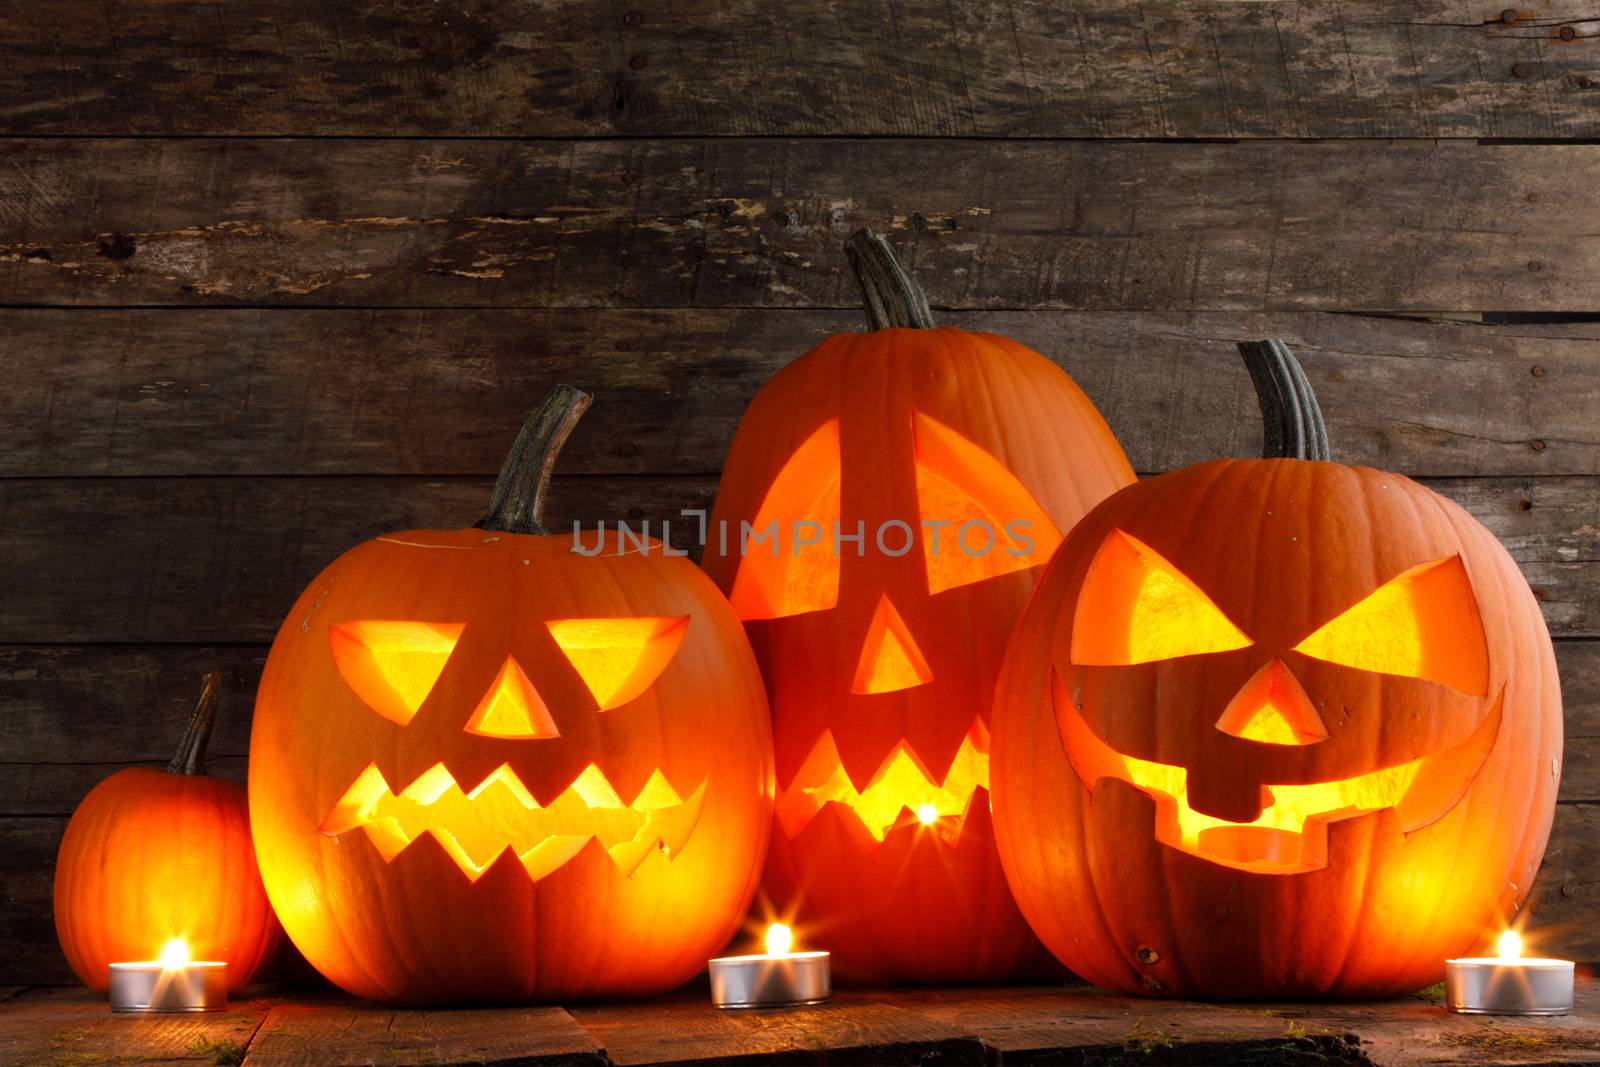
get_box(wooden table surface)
[1,980,1596,1066]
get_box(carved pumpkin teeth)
[1053,672,1503,874]
[776,720,990,843]
[320,762,707,882]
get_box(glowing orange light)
[917,803,939,825]
[728,419,842,620]
[465,657,558,738]
[1214,660,1328,746]
[1294,555,1488,695]
[546,616,689,710]
[319,762,706,882]
[1498,929,1523,960]
[1072,530,1251,666]
[911,411,1062,593]
[777,720,989,841]
[329,620,465,724]
[765,923,794,956]
[158,938,190,968]
[851,595,933,695]
[1054,673,1501,874]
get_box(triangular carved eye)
[1294,556,1488,695]
[1072,530,1252,666]
[330,620,466,725]
[912,412,1061,594]
[728,419,842,621]
[546,617,689,710]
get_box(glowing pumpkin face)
[704,232,1134,983]
[251,388,773,1004]
[992,344,1562,999]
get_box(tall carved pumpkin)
[251,387,774,1004]
[55,674,280,993]
[703,231,1134,982]
[993,341,1562,998]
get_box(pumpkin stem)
[167,672,223,776]
[479,384,593,536]
[845,228,935,331]
[1237,339,1331,461]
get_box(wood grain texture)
[243,1001,605,1066]
[2,308,1593,479]
[570,993,985,1065]
[2,140,1597,311]
[0,987,270,1066]
[879,983,1600,1066]
[3,2,1600,139]
[2,474,1594,644]
[6,985,1600,1066]
[1525,804,1600,977]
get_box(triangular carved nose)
[465,657,560,739]
[851,595,934,695]
[1215,659,1327,746]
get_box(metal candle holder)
[1445,957,1573,1016]
[709,949,831,1009]
[108,961,228,1013]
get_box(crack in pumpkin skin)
[320,762,707,882]
[1054,673,1504,874]
[776,719,990,845]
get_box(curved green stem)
[479,384,593,535]
[1237,339,1330,461]
[844,228,935,330]
[167,672,223,776]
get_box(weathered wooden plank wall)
[2,0,1597,986]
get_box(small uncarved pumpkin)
[54,674,280,993]
[704,231,1134,983]
[992,341,1562,998]
[251,386,774,1004]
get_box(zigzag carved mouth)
[320,763,707,882]
[1054,672,1503,874]
[776,719,989,845]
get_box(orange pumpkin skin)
[704,236,1133,982]
[55,766,279,993]
[993,455,1562,998]
[251,390,773,1004]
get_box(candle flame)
[1497,929,1522,960]
[917,803,939,825]
[158,938,190,968]
[765,922,793,957]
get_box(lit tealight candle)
[108,938,227,1013]
[709,923,831,1009]
[1445,929,1574,1016]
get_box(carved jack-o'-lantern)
[251,387,773,1004]
[993,342,1562,998]
[704,231,1134,982]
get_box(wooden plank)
[1556,642,1600,805]
[0,644,261,778]
[880,982,1600,1065]
[2,140,1597,312]
[3,308,1595,480]
[0,986,270,1065]
[241,1000,605,1066]
[0,475,713,644]
[3,2,1600,139]
[570,992,985,1065]
[2,474,1596,644]
[1525,803,1600,968]
[0,818,78,987]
